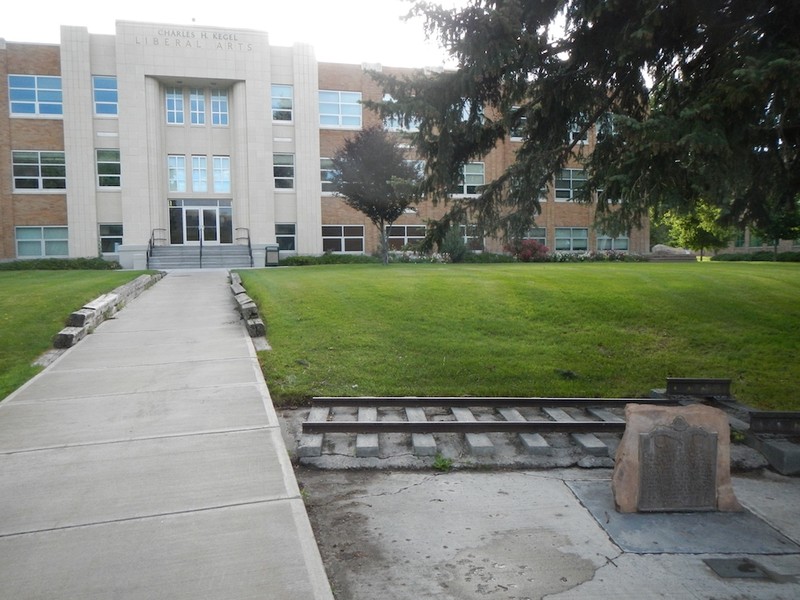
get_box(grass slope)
[239,263,800,410]
[0,271,145,400]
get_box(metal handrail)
[147,228,167,269]
[198,227,203,268]
[235,227,253,267]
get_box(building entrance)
[169,199,233,245]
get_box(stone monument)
[612,404,742,513]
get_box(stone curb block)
[246,318,266,337]
[53,272,164,349]
[228,274,267,338]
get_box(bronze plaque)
[638,417,717,512]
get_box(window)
[168,155,186,192]
[99,224,123,254]
[8,75,63,116]
[523,227,547,245]
[166,87,184,124]
[322,225,364,252]
[273,153,295,189]
[92,76,118,116]
[460,99,484,123]
[387,225,426,250]
[12,151,66,190]
[320,158,336,193]
[272,84,293,121]
[555,227,588,251]
[190,89,205,125]
[749,232,764,247]
[382,94,420,132]
[568,118,588,143]
[212,156,231,193]
[734,230,746,248]
[510,113,527,140]
[16,226,68,257]
[192,155,208,192]
[555,168,587,201]
[211,90,229,125]
[460,224,484,250]
[597,234,629,251]
[319,90,362,128]
[96,149,121,187]
[276,223,297,251]
[451,163,485,196]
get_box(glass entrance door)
[184,207,219,244]
[169,200,233,245]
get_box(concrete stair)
[148,245,253,269]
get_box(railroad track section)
[298,397,679,459]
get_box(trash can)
[265,244,280,267]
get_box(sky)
[2,0,466,68]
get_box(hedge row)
[711,251,800,262]
[0,257,122,271]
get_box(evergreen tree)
[372,0,800,240]
[331,127,422,264]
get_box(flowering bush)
[506,239,550,262]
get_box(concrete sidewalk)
[0,270,333,599]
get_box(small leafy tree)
[331,127,422,264]
[660,201,734,259]
[751,196,800,258]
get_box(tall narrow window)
[12,151,66,190]
[211,90,229,125]
[166,87,184,124]
[276,224,297,251]
[271,84,293,121]
[213,156,231,193]
[168,155,186,192]
[273,153,295,189]
[99,224,123,253]
[8,75,63,116]
[92,76,118,116]
[190,89,205,125]
[96,149,121,187]
[320,158,335,193]
[192,155,208,192]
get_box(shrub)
[462,252,516,263]
[506,239,550,262]
[0,257,121,271]
[280,253,381,266]
[439,227,468,263]
[711,251,800,262]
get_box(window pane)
[16,227,42,240]
[43,227,68,240]
[323,239,342,252]
[17,241,42,256]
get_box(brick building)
[1,21,649,268]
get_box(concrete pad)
[0,384,274,451]
[0,501,332,600]
[9,358,261,402]
[567,479,800,554]
[0,428,295,535]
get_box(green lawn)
[0,271,147,400]
[239,262,800,410]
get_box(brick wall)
[315,62,650,257]
[0,42,66,259]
